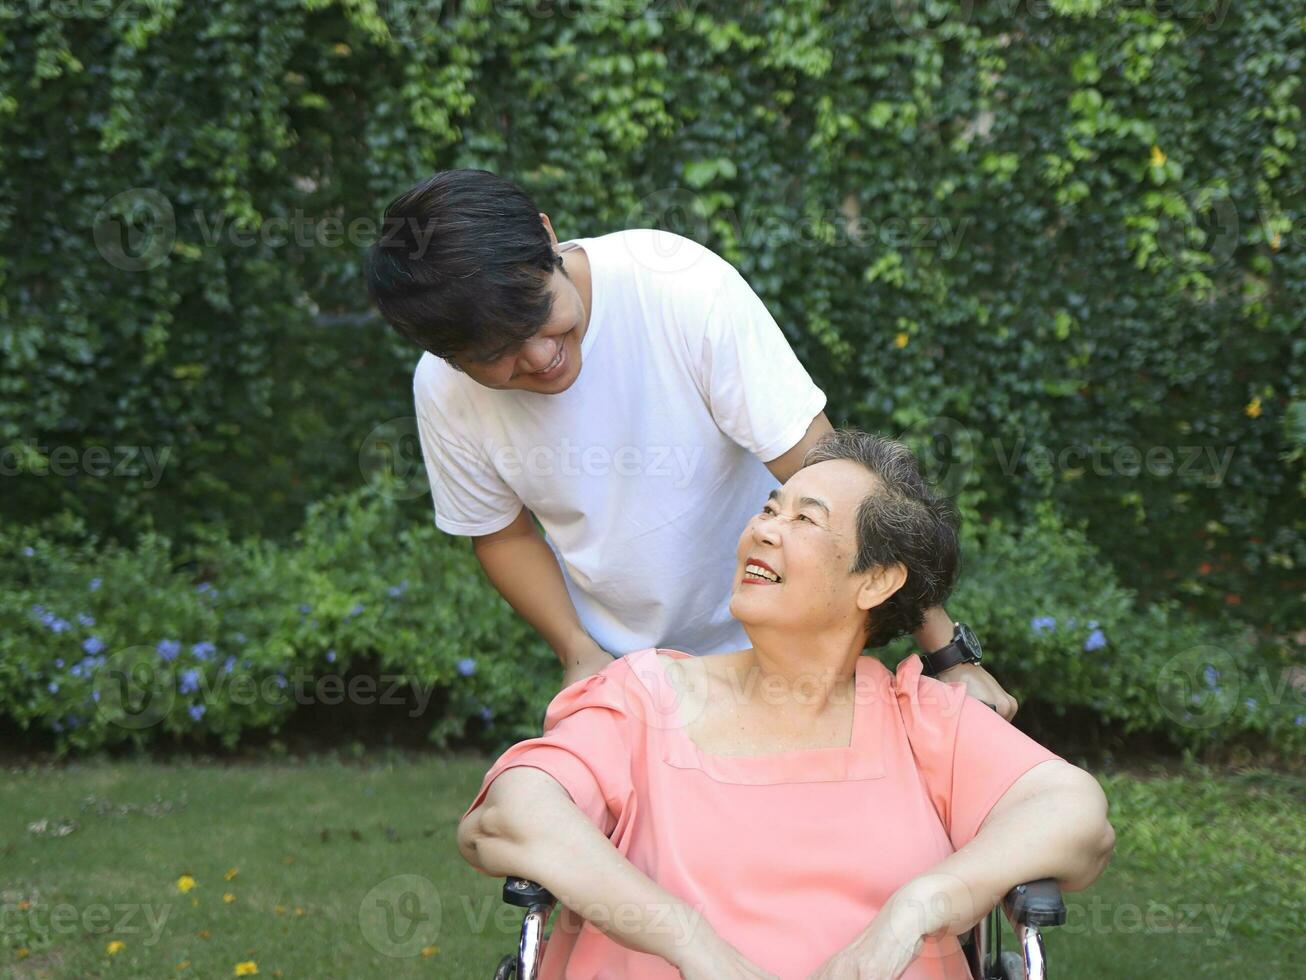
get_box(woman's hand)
[805,888,933,980]
[805,920,923,980]
[673,928,779,980]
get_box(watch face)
[957,623,982,660]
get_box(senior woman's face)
[728,459,880,632]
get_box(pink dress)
[463,648,1060,979]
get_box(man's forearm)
[912,604,954,653]
[459,767,713,969]
[471,508,606,670]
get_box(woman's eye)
[798,513,813,523]
[761,505,776,516]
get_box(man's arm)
[765,412,1017,719]
[472,508,610,687]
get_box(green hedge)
[4,487,1301,756]
[1,1,1302,712]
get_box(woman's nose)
[752,516,781,547]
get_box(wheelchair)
[493,875,1066,980]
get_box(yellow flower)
[274,905,287,916]
[106,940,126,955]
[1245,397,1262,418]
[223,893,236,904]
[191,898,200,908]
[894,332,909,349]
[293,907,304,917]
[178,961,191,971]
[16,948,30,959]
[420,945,439,957]
[1150,144,1167,168]
[332,42,351,56]
[17,900,30,911]
[198,929,211,940]
[1270,232,1282,251]
[224,868,239,881]
[234,961,259,977]
[177,874,197,893]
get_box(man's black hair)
[364,169,564,360]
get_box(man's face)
[447,264,588,394]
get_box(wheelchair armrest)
[503,877,555,909]
[1001,878,1066,928]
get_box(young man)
[366,169,1015,716]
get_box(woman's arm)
[458,766,775,978]
[809,760,1114,979]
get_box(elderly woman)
[458,430,1114,980]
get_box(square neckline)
[633,648,889,785]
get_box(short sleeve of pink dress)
[463,649,1061,980]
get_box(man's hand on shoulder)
[935,661,1018,721]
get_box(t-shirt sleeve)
[413,366,523,536]
[694,263,827,463]
[462,669,636,844]
[894,655,1062,850]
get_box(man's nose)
[517,336,557,372]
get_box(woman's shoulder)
[544,648,678,731]
[883,653,971,744]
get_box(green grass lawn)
[1,756,1301,979]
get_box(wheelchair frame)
[493,876,1067,980]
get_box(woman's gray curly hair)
[801,429,961,648]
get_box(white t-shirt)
[413,229,826,656]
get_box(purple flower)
[178,668,202,695]
[66,714,80,728]
[191,641,216,660]
[456,658,476,677]
[1030,615,1057,635]
[22,546,34,557]
[222,656,237,674]
[1204,666,1220,688]
[89,577,102,591]
[91,689,101,703]
[1244,698,1258,710]
[326,649,337,663]
[387,581,409,598]
[347,603,365,619]
[298,603,312,616]
[1295,715,1305,727]
[479,705,493,722]
[1083,629,1107,652]
[77,613,95,627]
[233,632,247,645]
[55,658,65,669]
[47,681,59,694]
[157,639,181,662]
[273,675,288,689]
[188,704,206,721]
[195,583,217,596]
[82,636,106,656]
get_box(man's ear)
[856,562,907,613]
[540,212,559,245]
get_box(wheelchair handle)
[503,877,555,909]
[1002,878,1067,928]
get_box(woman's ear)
[856,562,907,612]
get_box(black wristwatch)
[920,622,983,677]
